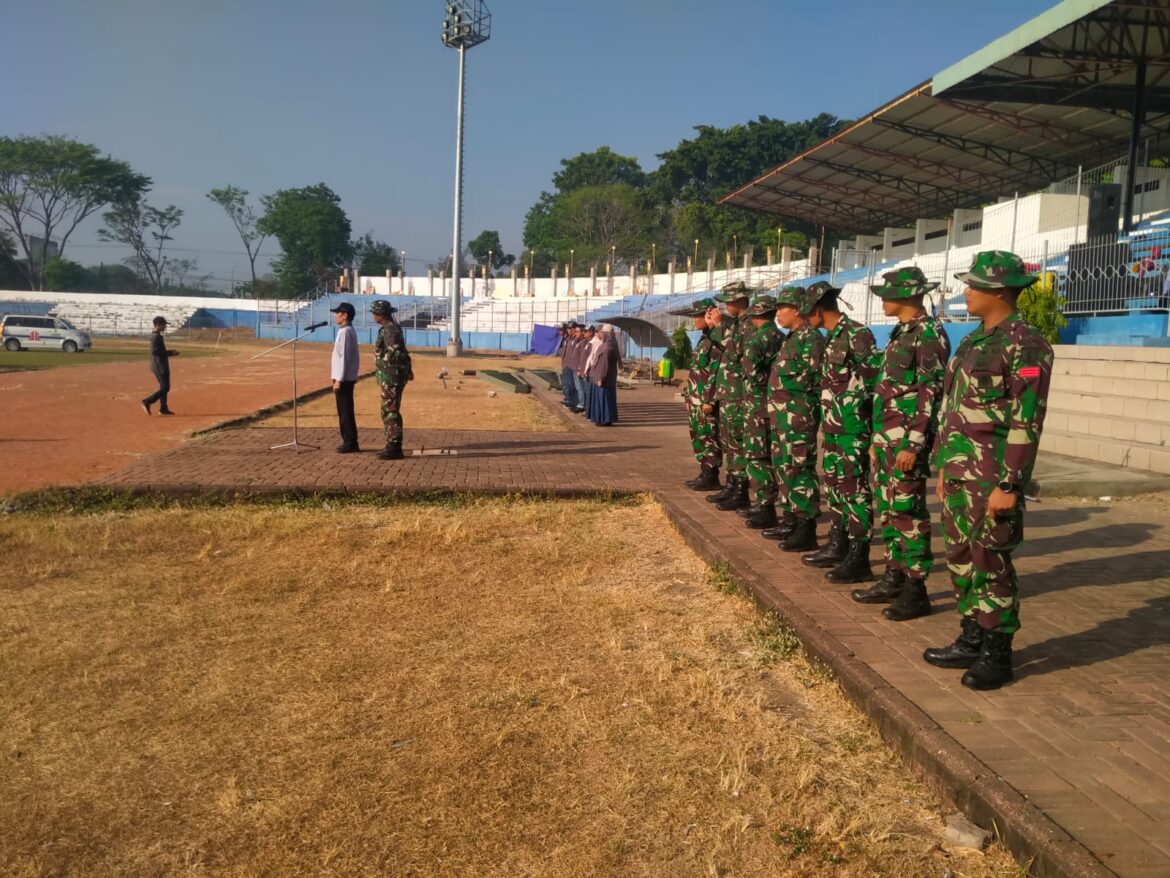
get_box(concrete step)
[1052,357,1170,383]
[1048,388,1170,420]
[1040,428,1170,474]
[1045,409,1170,447]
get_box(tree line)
[520,114,851,277]
[2,115,851,299]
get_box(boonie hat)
[955,250,1038,291]
[370,300,397,316]
[744,294,779,317]
[869,266,939,300]
[774,286,809,313]
[716,280,752,304]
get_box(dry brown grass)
[261,352,568,433]
[0,498,1020,877]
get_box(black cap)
[329,302,355,319]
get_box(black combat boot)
[781,516,818,552]
[850,567,904,603]
[924,616,984,669]
[706,477,737,504]
[761,512,797,541]
[377,441,405,461]
[684,468,704,488]
[716,479,750,512]
[690,466,722,492]
[882,576,930,621]
[826,540,874,584]
[744,504,778,529]
[961,631,1014,690]
[802,522,846,567]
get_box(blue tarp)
[529,323,562,356]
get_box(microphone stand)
[251,318,328,452]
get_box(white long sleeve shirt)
[331,324,359,382]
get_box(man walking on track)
[141,316,178,416]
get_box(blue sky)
[7,0,1056,289]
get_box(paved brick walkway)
[97,380,1170,878]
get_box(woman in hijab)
[586,325,621,426]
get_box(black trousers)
[145,372,170,411]
[335,380,358,448]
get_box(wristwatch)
[997,481,1019,493]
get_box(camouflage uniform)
[712,288,751,481]
[820,313,881,540]
[935,257,1053,636]
[677,298,724,471]
[769,291,825,519]
[373,302,413,451]
[741,297,783,507]
[870,271,951,582]
[691,324,724,468]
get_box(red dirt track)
[0,342,334,493]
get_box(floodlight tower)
[441,0,491,357]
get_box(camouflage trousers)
[688,400,722,469]
[719,398,747,479]
[379,379,406,445]
[770,401,820,518]
[941,479,1024,633]
[743,400,775,505]
[873,444,933,579]
[822,432,873,540]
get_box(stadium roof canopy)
[721,0,1170,233]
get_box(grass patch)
[0,336,224,372]
[1,497,1021,877]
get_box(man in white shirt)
[330,302,361,453]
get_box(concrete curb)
[655,492,1116,878]
[190,370,375,437]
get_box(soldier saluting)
[371,300,413,460]
[924,251,1053,690]
[852,267,950,621]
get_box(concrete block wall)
[1041,345,1170,475]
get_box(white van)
[1,314,92,353]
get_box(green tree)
[550,184,655,268]
[257,183,353,298]
[99,199,183,294]
[43,257,90,292]
[553,146,647,192]
[207,185,268,295]
[468,229,514,271]
[667,322,693,370]
[0,135,150,289]
[0,230,25,289]
[353,233,401,277]
[1017,273,1068,344]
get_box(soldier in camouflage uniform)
[739,293,784,529]
[851,267,950,622]
[371,300,414,460]
[767,286,825,551]
[706,282,754,511]
[675,297,723,491]
[804,281,882,582]
[925,251,1053,690]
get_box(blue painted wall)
[1061,312,1169,345]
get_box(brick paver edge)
[656,493,1116,878]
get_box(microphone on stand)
[304,321,328,331]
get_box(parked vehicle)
[1,314,92,353]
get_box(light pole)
[693,238,699,266]
[400,250,406,293]
[441,0,491,357]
